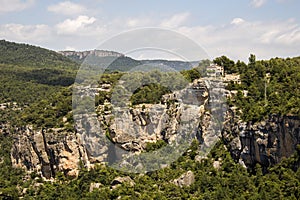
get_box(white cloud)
[160,12,190,28]
[177,18,300,61]
[126,18,153,28]
[56,15,97,35]
[251,0,267,8]
[276,27,300,45]
[259,30,281,43]
[48,1,87,16]
[0,0,35,13]
[0,24,51,43]
[231,18,245,25]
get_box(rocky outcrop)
[213,159,222,170]
[9,75,300,178]
[103,79,209,152]
[10,126,89,179]
[73,79,213,172]
[222,111,300,172]
[58,50,123,60]
[111,176,135,189]
[7,78,212,178]
[172,170,195,187]
[89,182,103,192]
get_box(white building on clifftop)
[206,64,224,77]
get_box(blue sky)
[0,0,300,61]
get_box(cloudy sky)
[0,0,300,61]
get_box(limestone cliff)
[10,127,89,179]
[222,110,300,172]
[58,50,124,60]
[73,79,214,172]
[8,79,212,178]
[6,77,300,178]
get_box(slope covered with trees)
[0,40,78,106]
[0,40,78,69]
[221,54,300,122]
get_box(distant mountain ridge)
[141,59,199,71]
[59,50,199,71]
[0,39,199,72]
[58,50,124,61]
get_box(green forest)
[0,40,300,199]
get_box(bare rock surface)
[172,170,195,187]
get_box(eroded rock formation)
[172,170,195,187]
[222,110,300,172]
[58,50,123,60]
[10,127,88,179]
[6,77,299,178]
[8,79,211,178]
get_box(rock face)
[7,78,211,178]
[58,50,123,60]
[222,111,300,172]
[74,79,212,172]
[103,79,209,152]
[172,170,195,187]
[89,182,102,192]
[7,75,299,178]
[10,127,89,178]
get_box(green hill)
[0,40,78,69]
[0,40,78,106]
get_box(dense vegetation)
[95,68,201,106]
[0,40,77,106]
[217,54,300,122]
[130,83,171,105]
[0,40,77,69]
[0,40,300,199]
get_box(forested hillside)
[219,54,300,122]
[0,40,78,105]
[0,40,78,69]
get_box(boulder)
[172,170,195,187]
[111,176,135,189]
[89,182,102,192]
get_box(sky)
[0,0,300,61]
